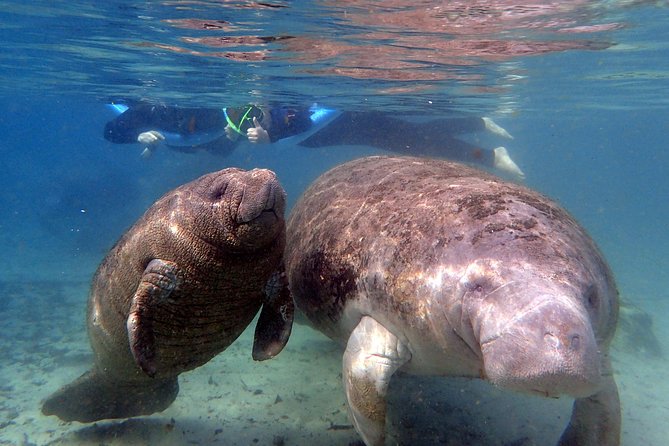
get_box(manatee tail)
[41,369,179,422]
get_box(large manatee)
[285,156,619,445]
[43,167,293,422]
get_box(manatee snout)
[210,168,286,250]
[199,167,286,250]
[480,299,601,398]
[227,168,286,224]
[208,168,285,222]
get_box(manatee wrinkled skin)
[43,167,293,422]
[285,156,620,446]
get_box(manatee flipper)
[127,259,183,377]
[558,356,621,446]
[342,316,412,446]
[41,369,179,422]
[252,266,294,360]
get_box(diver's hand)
[247,117,270,144]
[137,130,165,145]
[137,130,165,159]
[225,124,239,141]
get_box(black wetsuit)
[301,111,495,167]
[104,104,313,154]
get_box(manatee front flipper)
[127,259,183,377]
[343,316,412,446]
[558,356,621,446]
[252,267,294,360]
[41,369,178,422]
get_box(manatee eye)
[457,259,505,301]
[460,276,499,303]
[464,274,499,296]
[210,182,228,201]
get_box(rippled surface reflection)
[0,1,664,112]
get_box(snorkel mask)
[223,105,264,135]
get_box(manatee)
[42,167,293,422]
[285,156,620,446]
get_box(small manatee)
[42,167,293,422]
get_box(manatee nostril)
[544,332,559,348]
[544,332,581,350]
[570,334,581,351]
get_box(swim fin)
[106,103,129,116]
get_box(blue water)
[1,1,668,445]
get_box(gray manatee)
[43,167,293,422]
[285,156,620,445]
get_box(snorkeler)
[104,103,524,180]
[104,103,315,158]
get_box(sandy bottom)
[0,279,667,446]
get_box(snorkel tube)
[223,105,264,135]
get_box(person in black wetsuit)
[103,103,313,158]
[104,103,524,179]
